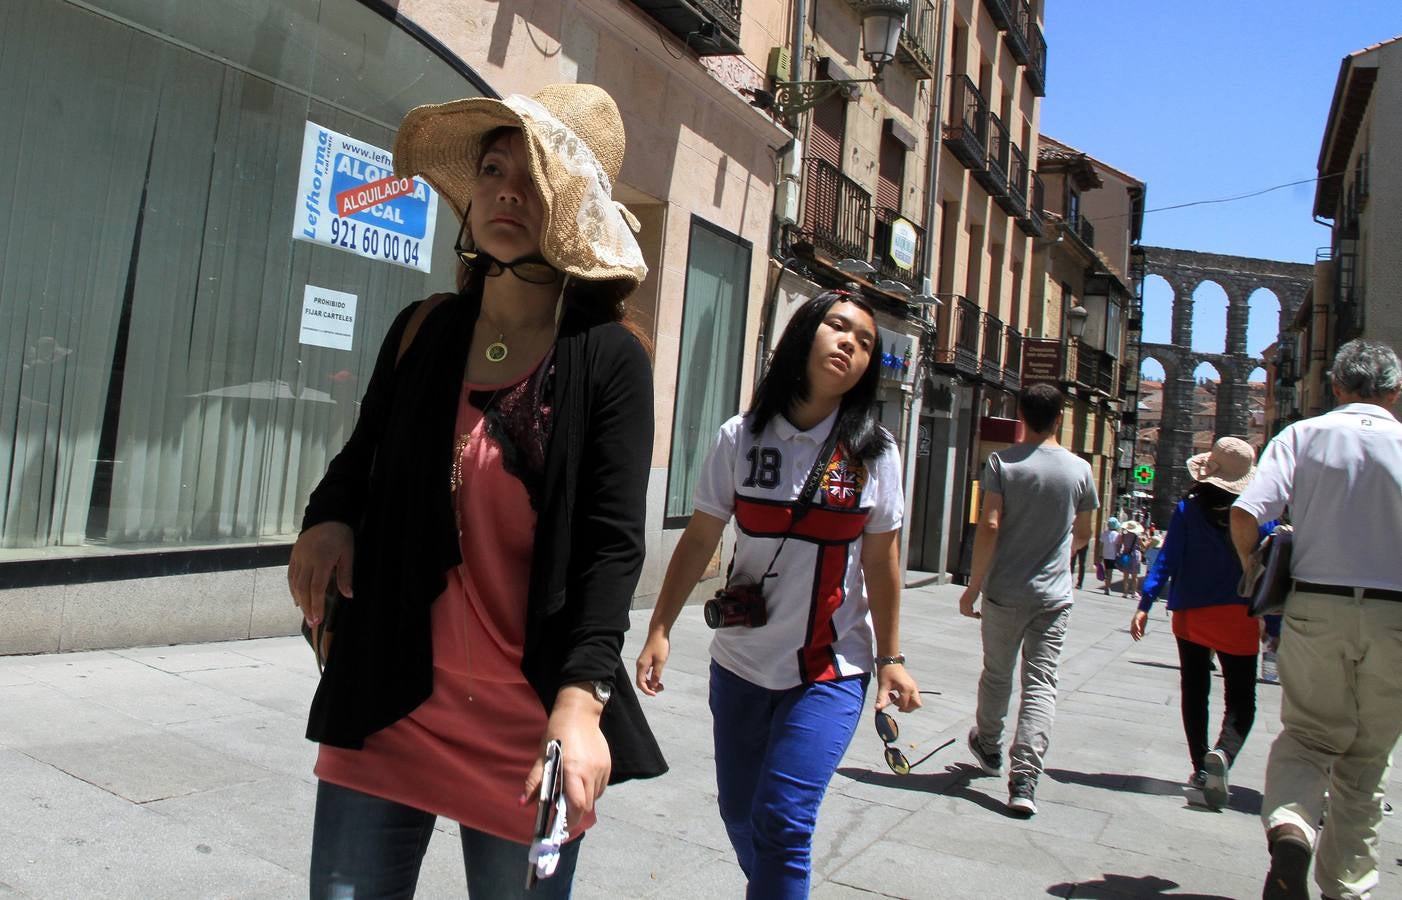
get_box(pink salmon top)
[316,353,594,842]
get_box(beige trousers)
[1262,589,1402,900]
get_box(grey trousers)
[975,594,1073,781]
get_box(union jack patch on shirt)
[821,454,868,509]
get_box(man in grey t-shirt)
[959,384,1098,816]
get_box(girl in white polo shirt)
[635,290,920,899]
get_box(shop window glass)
[664,219,751,524]
[0,0,475,559]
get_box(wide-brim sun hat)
[1186,436,1257,494]
[392,83,647,297]
[1121,520,1145,536]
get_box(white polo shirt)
[693,411,903,690]
[1235,403,1402,591]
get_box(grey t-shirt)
[982,442,1099,603]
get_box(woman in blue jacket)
[1129,438,1275,812]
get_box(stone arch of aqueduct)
[1137,246,1312,526]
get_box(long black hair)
[1187,481,1237,531]
[748,290,891,460]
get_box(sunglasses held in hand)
[875,691,953,776]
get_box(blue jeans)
[309,780,581,899]
[709,660,868,899]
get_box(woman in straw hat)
[636,290,921,898]
[1117,519,1146,599]
[1129,437,1277,811]
[288,84,666,897]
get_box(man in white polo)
[1231,339,1402,900]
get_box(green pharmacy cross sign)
[1134,464,1155,485]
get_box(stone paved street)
[1,580,1397,898]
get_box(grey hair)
[1328,339,1402,398]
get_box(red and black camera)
[703,579,767,629]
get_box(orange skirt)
[1172,603,1259,656]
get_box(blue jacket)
[1138,498,1276,613]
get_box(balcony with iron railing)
[1023,10,1046,96]
[1335,251,1363,341]
[979,113,1011,198]
[800,157,872,263]
[997,143,1029,217]
[944,74,989,174]
[1068,211,1095,248]
[983,0,1017,32]
[1003,327,1022,390]
[1003,0,1032,66]
[1095,353,1116,395]
[1017,170,1045,236]
[896,0,937,78]
[872,207,925,288]
[933,295,982,376]
[1073,348,1117,395]
[981,313,1005,383]
[628,0,742,54]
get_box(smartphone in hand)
[526,740,567,889]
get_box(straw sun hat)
[1121,520,1145,536]
[392,83,647,295]
[1186,437,1257,494]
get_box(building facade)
[1277,34,1402,424]
[1023,138,1143,532]
[902,0,1048,579]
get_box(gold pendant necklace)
[485,335,508,363]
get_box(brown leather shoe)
[1262,823,1311,900]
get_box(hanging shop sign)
[1020,338,1063,386]
[888,217,918,270]
[292,122,438,273]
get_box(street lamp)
[1067,303,1089,340]
[749,0,911,121]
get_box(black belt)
[1295,581,1402,602]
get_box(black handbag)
[1239,524,1293,618]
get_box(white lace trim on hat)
[503,95,647,277]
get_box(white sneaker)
[1203,749,1229,811]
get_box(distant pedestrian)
[1118,520,1145,599]
[1071,542,1089,589]
[1144,529,1165,572]
[960,384,1098,816]
[1231,340,1402,900]
[1130,437,1274,811]
[636,290,919,898]
[1099,518,1121,594]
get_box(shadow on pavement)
[836,763,1024,817]
[1127,660,1182,672]
[1045,768,1263,815]
[1046,873,1237,899]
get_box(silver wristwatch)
[589,679,612,705]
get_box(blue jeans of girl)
[709,660,868,899]
[309,780,581,899]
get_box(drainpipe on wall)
[899,0,951,581]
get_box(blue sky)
[1039,2,1399,381]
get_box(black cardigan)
[301,288,667,783]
